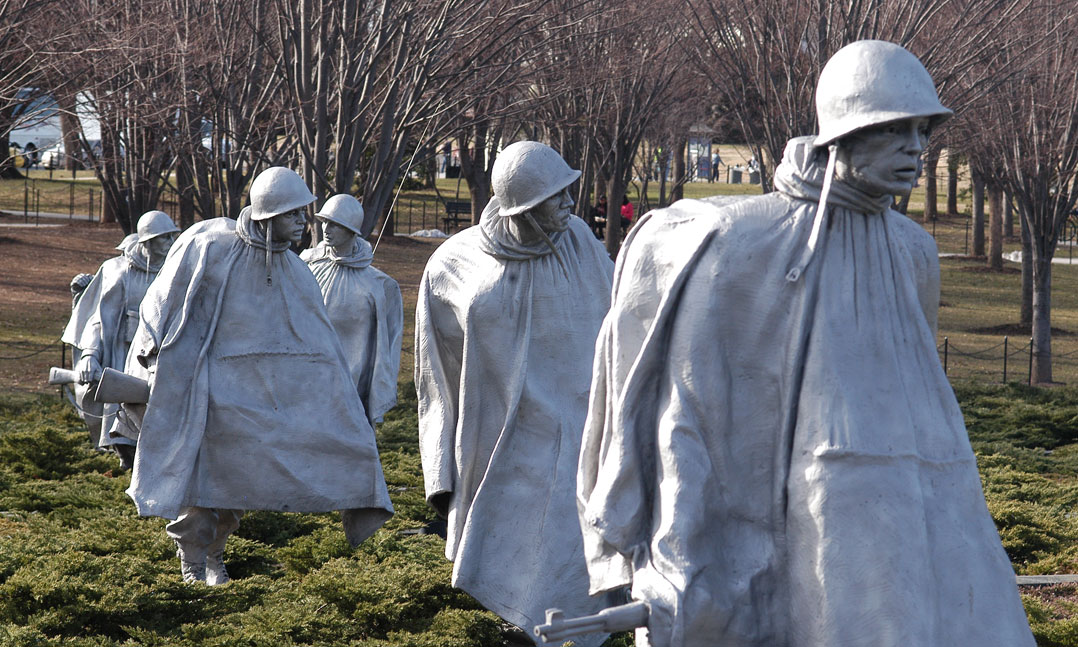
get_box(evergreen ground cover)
[1,380,1076,645]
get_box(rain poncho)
[301,238,402,424]
[577,137,1034,647]
[416,203,617,643]
[125,209,393,545]
[62,235,160,448]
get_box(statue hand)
[77,354,102,384]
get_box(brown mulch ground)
[0,212,443,394]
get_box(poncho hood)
[477,196,568,260]
[234,205,291,252]
[120,235,161,273]
[773,136,894,216]
[302,238,374,269]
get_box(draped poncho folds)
[578,137,1034,647]
[416,202,617,642]
[300,239,403,424]
[125,210,393,546]
[62,235,161,448]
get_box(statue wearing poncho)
[62,211,178,458]
[416,141,618,644]
[301,195,403,424]
[576,42,1033,647]
[126,169,393,584]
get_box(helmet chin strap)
[522,211,568,275]
[786,142,838,283]
[265,220,273,285]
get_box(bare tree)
[530,0,685,255]
[273,0,557,238]
[168,0,293,224]
[977,6,1078,383]
[684,0,1035,192]
[0,0,58,179]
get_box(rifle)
[533,600,649,644]
[94,367,149,404]
[47,366,79,385]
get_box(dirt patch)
[1021,583,1078,620]
[959,265,1021,275]
[969,323,1076,337]
[0,215,443,394]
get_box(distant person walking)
[620,195,634,230]
[710,152,722,182]
[591,194,608,238]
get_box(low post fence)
[933,335,1078,385]
[4,180,99,221]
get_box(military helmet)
[491,141,580,217]
[135,210,180,243]
[815,40,952,146]
[249,167,316,221]
[315,194,365,235]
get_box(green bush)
[10,382,1078,645]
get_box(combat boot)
[206,549,229,586]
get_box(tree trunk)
[971,172,985,256]
[987,184,1003,270]
[896,192,911,215]
[458,126,490,226]
[57,94,82,172]
[0,109,22,179]
[1020,214,1033,327]
[947,153,959,215]
[1031,256,1053,383]
[605,167,626,258]
[175,158,196,229]
[923,148,940,222]
[672,138,686,202]
[424,150,435,189]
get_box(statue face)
[836,117,930,197]
[529,187,574,233]
[323,220,356,249]
[144,232,176,264]
[271,208,307,243]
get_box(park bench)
[442,199,472,233]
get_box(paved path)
[0,209,95,223]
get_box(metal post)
[88,189,93,222]
[422,200,426,231]
[1003,336,1008,383]
[23,176,28,222]
[943,337,949,374]
[1028,337,1034,386]
[69,181,75,216]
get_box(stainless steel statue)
[416,141,617,644]
[301,194,402,425]
[60,211,178,469]
[123,167,393,585]
[572,41,1035,647]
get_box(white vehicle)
[40,143,64,169]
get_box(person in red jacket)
[620,195,634,230]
